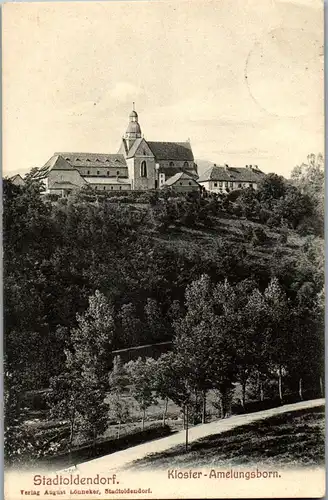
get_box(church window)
[97,170,100,175]
[219,181,223,187]
[170,162,175,167]
[119,186,122,190]
[96,158,100,162]
[225,181,229,187]
[87,170,90,175]
[107,171,110,176]
[230,182,233,188]
[106,159,110,162]
[76,158,80,162]
[214,182,218,187]
[189,182,192,186]
[249,183,253,188]
[117,171,120,176]
[95,186,98,190]
[238,183,242,188]
[184,161,189,168]
[65,158,70,161]
[103,186,106,190]
[86,159,91,162]
[180,182,183,185]
[140,161,147,178]
[111,186,113,190]
[143,149,146,155]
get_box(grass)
[128,406,325,470]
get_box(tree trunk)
[319,376,323,397]
[185,404,189,452]
[202,391,206,424]
[182,405,186,430]
[69,410,75,465]
[241,380,247,410]
[162,397,168,427]
[298,377,303,401]
[278,366,283,404]
[260,380,264,402]
[193,392,198,425]
[92,428,97,456]
[142,408,146,431]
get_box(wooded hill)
[4,154,324,462]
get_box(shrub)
[251,227,267,246]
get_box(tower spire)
[132,101,135,111]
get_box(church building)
[38,105,200,197]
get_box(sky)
[2,0,324,177]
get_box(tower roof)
[125,104,142,139]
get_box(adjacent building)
[198,164,266,194]
[9,174,25,187]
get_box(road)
[67,398,324,475]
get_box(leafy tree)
[108,356,130,438]
[49,290,114,452]
[125,357,158,431]
[258,173,286,207]
[263,278,291,403]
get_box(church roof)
[198,165,266,183]
[147,141,194,161]
[55,153,127,169]
[126,138,144,158]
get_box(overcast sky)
[3,0,323,177]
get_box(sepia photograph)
[2,0,325,498]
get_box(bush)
[251,227,267,246]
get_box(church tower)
[125,103,142,150]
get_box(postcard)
[3,0,325,498]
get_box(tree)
[118,303,143,348]
[263,278,291,403]
[126,357,158,431]
[144,298,165,342]
[48,290,114,454]
[108,356,130,438]
[258,173,286,207]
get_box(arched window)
[140,161,147,178]
[184,161,189,168]
[169,161,175,167]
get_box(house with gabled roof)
[161,171,201,193]
[198,163,266,194]
[9,174,25,187]
[32,105,199,197]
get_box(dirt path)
[70,398,325,475]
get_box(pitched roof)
[147,141,194,161]
[10,174,25,184]
[163,171,199,186]
[44,155,75,171]
[198,165,266,183]
[55,152,127,169]
[159,166,198,179]
[126,138,145,159]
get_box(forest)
[4,154,324,463]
